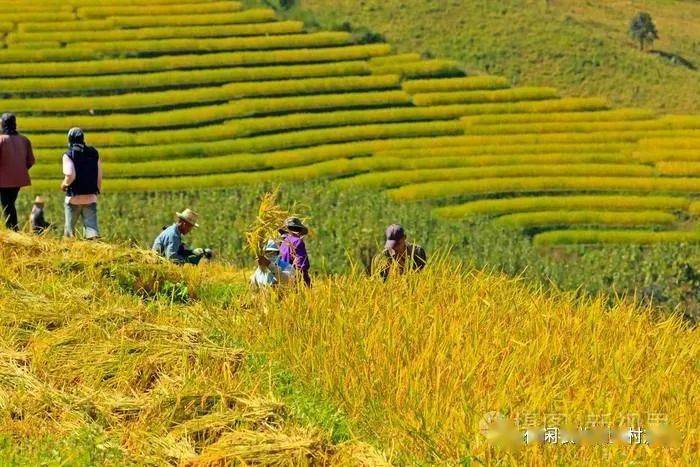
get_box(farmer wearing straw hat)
[279,216,312,287]
[0,113,35,231]
[251,239,295,290]
[152,208,213,265]
[29,195,51,234]
[61,127,101,239]
[376,224,427,280]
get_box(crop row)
[9,21,305,43]
[6,41,61,49]
[33,120,465,163]
[0,61,371,95]
[66,32,354,55]
[374,142,632,159]
[28,103,482,147]
[7,75,401,114]
[29,158,382,192]
[0,3,72,13]
[76,1,242,18]
[29,154,637,180]
[0,43,392,78]
[20,90,412,132]
[495,210,677,229]
[464,116,700,135]
[332,164,654,189]
[386,176,700,201]
[638,137,700,150]
[25,104,640,149]
[368,54,422,66]
[3,0,226,7]
[373,152,632,168]
[0,48,99,64]
[362,129,700,149]
[433,195,689,219]
[109,9,277,29]
[412,87,558,106]
[1,12,74,24]
[402,76,510,94]
[655,162,700,176]
[462,108,656,125]
[533,229,700,245]
[633,150,700,162]
[18,19,115,32]
[368,59,462,79]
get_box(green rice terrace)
[3,0,700,245]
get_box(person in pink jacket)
[0,113,35,231]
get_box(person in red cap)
[377,224,427,280]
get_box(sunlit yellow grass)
[240,261,700,464]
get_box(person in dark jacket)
[279,217,312,287]
[61,127,102,239]
[376,224,427,280]
[0,113,35,231]
[29,195,51,234]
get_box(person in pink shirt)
[60,127,102,239]
[0,113,35,231]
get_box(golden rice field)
[3,0,700,246]
[1,232,698,464]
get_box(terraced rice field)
[5,0,700,245]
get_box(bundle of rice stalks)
[185,428,333,466]
[245,188,296,257]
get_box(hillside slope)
[1,232,698,464]
[5,0,700,246]
[293,0,700,114]
[0,231,386,465]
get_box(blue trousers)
[64,202,100,239]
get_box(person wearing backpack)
[60,127,102,239]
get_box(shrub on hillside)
[629,12,658,51]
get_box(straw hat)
[279,216,308,235]
[34,196,46,204]
[176,208,199,227]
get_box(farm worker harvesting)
[377,224,427,280]
[61,127,102,239]
[0,113,35,231]
[29,196,51,234]
[279,217,312,287]
[152,208,212,265]
[251,239,295,290]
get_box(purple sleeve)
[294,239,310,271]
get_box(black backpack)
[66,145,100,196]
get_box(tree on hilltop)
[629,12,659,51]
